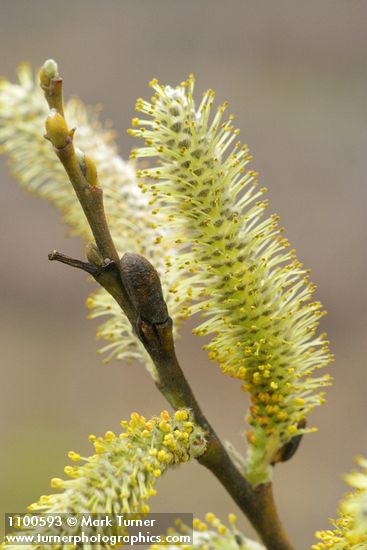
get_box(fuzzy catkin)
[130,75,333,485]
[313,456,367,549]
[2,410,206,550]
[151,513,265,550]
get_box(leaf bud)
[45,109,69,149]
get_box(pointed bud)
[75,147,86,170]
[84,155,98,186]
[85,242,104,267]
[45,109,69,148]
[39,59,59,87]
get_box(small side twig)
[48,250,100,276]
[48,250,136,326]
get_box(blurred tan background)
[1,1,367,548]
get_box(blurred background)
[1,1,367,548]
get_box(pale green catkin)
[2,410,206,550]
[313,456,367,549]
[130,75,333,485]
[151,513,265,550]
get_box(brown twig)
[49,248,294,550]
[118,253,294,550]
[42,61,295,550]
